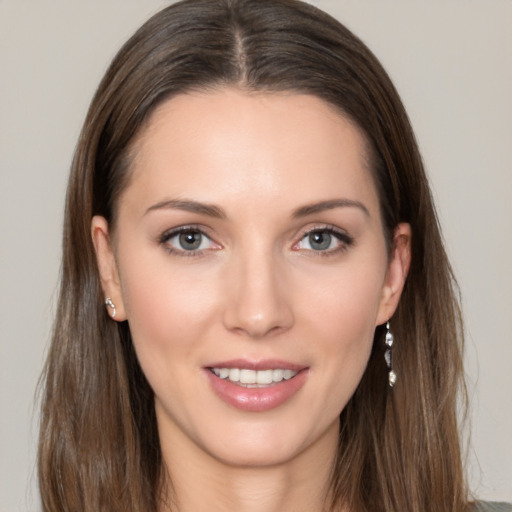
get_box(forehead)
[122,88,379,218]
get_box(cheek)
[116,249,221,368]
[301,259,386,336]
[297,258,386,385]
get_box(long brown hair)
[38,1,468,510]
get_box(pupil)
[309,231,331,250]
[179,231,201,250]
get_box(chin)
[200,417,337,469]
[208,440,302,468]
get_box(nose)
[222,249,294,339]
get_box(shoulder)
[470,502,512,512]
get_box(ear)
[91,216,127,321]
[375,223,411,326]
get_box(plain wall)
[0,1,511,510]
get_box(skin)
[92,88,411,512]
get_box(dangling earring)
[384,321,396,387]
[105,297,116,319]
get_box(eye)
[160,227,218,255]
[295,227,352,254]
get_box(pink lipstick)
[204,359,309,412]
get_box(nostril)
[223,304,294,339]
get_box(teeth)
[284,369,295,380]
[228,368,240,382]
[240,369,256,384]
[212,367,298,385]
[273,369,284,381]
[257,369,273,384]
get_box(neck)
[157,419,341,512]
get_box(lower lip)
[205,369,309,412]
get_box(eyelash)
[158,224,354,258]
[294,225,354,256]
[159,225,217,258]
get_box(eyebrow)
[144,197,369,220]
[144,198,226,219]
[292,199,370,218]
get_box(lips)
[204,359,309,412]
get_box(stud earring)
[384,321,396,387]
[105,297,116,319]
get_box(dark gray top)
[472,502,512,512]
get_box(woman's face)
[93,89,409,468]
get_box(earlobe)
[376,223,411,325]
[91,216,127,321]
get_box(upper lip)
[205,358,307,372]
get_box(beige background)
[1,1,511,510]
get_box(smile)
[210,368,298,387]
[205,360,308,411]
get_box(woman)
[36,0,508,511]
